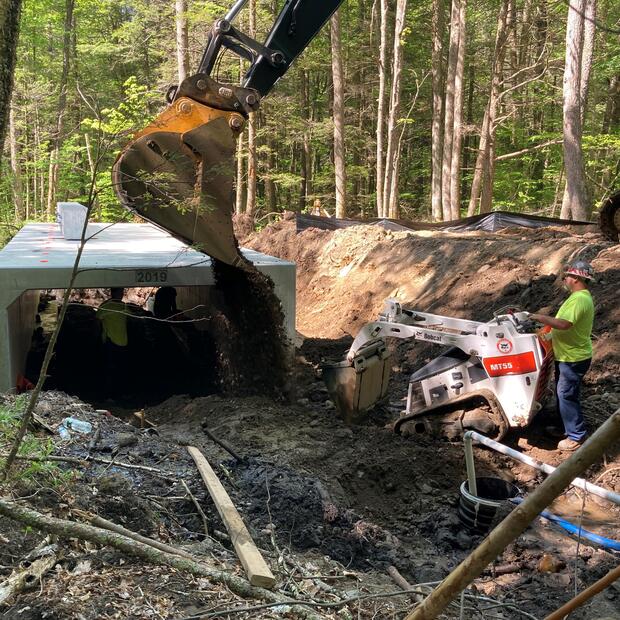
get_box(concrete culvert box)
[0,223,296,397]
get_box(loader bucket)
[112,98,246,268]
[321,340,391,423]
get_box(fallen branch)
[405,409,620,620]
[201,426,243,462]
[387,565,425,603]
[0,543,59,604]
[73,510,205,563]
[7,454,174,478]
[544,564,620,620]
[181,479,210,537]
[0,498,322,620]
[179,586,436,620]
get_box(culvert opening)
[25,287,219,404]
[23,271,289,407]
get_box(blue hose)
[510,497,620,552]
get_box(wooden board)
[186,446,276,589]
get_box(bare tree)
[245,0,257,215]
[579,0,596,126]
[376,0,389,218]
[331,9,347,218]
[175,0,190,83]
[300,69,312,211]
[467,0,510,216]
[441,0,461,220]
[383,0,408,219]
[8,101,23,219]
[235,54,245,215]
[560,0,590,220]
[602,74,619,133]
[430,0,445,221]
[46,0,75,217]
[449,0,466,220]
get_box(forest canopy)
[1,0,618,231]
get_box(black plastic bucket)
[458,477,521,534]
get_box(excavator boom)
[113,0,344,266]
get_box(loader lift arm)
[112,0,345,266]
[323,300,552,440]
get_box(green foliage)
[1,0,619,224]
[0,398,76,486]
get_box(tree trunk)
[175,0,190,83]
[376,0,389,218]
[441,0,460,220]
[602,75,620,133]
[560,0,590,220]
[0,0,22,162]
[579,0,596,127]
[449,0,466,220]
[430,0,445,221]
[331,9,347,218]
[467,0,509,215]
[235,132,245,215]
[383,0,407,220]
[245,0,257,215]
[264,139,277,215]
[300,69,312,211]
[8,101,23,219]
[46,0,75,218]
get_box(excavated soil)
[2,219,619,619]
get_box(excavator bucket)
[321,340,391,423]
[112,96,246,268]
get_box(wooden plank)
[186,446,275,589]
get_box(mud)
[3,222,620,619]
[210,259,289,397]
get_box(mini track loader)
[322,300,554,440]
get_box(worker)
[97,287,129,395]
[153,286,178,320]
[529,260,595,451]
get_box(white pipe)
[463,433,478,497]
[463,430,620,506]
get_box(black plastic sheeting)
[295,211,596,234]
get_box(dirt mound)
[245,217,618,381]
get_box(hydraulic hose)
[510,497,620,552]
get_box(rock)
[334,427,354,439]
[297,398,310,407]
[503,283,520,296]
[116,433,138,448]
[324,400,336,410]
[537,553,565,573]
[418,482,433,495]
[477,264,491,273]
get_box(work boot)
[557,437,585,451]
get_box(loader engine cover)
[321,340,391,423]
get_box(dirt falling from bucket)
[210,259,289,397]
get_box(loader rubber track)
[393,389,510,441]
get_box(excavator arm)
[112,0,344,266]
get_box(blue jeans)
[555,359,591,441]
